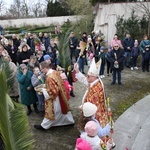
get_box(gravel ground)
[28,65,150,150]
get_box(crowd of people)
[0,30,150,150]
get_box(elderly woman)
[17,64,38,115]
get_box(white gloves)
[42,88,50,100]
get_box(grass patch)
[112,80,150,120]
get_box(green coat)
[17,69,37,106]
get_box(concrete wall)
[0,16,81,28]
[94,2,150,45]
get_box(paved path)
[112,95,150,150]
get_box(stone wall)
[0,16,81,28]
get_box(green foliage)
[57,27,75,72]
[89,0,139,6]
[2,62,14,91]
[115,10,149,40]
[65,0,92,16]
[0,72,35,150]
[139,15,149,38]
[46,1,74,17]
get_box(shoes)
[27,109,32,116]
[112,143,116,149]
[134,66,138,70]
[131,67,133,70]
[34,109,39,114]
[70,93,75,97]
[100,75,105,78]
[126,66,130,68]
[34,125,45,130]
[111,82,115,85]
[118,82,122,85]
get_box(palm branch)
[1,61,14,91]
[57,26,75,72]
[0,71,35,150]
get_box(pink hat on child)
[60,73,67,80]
[76,138,92,150]
[84,121,98,137]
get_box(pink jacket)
[111,39,122,47]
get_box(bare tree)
[32,0,45,17]
[14,0,21,18]
[21,0,31,17]
[132,2,150,36]
[7,4,18,18]
[0,0,4,15]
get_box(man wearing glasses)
[109,43,125,85]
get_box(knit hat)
[83,102,97,117]
[85,121,98,137]
[108,45,112,50]
[60,72,67,80]
[134,40,138,45]
[75,138,92,150]
[43,55,51,61]
[100,46,105,50]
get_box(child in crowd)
[27,55,39,72]
[78,102,111,137]
[106,46,112,76]
[36,51,44,63]
[60,72,73,100]
[75,138,92,150]
[43,54,56,70]
[78,102,115,149]
[99,46,106,78]
[130,40,140,71]
[76,121,114,150]
[31,66,45,117]
[87,51,94,68]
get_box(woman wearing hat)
[17,64,38,115]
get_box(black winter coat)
[17,50,33,65]
[109,48,125,70]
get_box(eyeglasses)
[114,46,119,48]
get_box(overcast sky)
[4,0,13,7]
